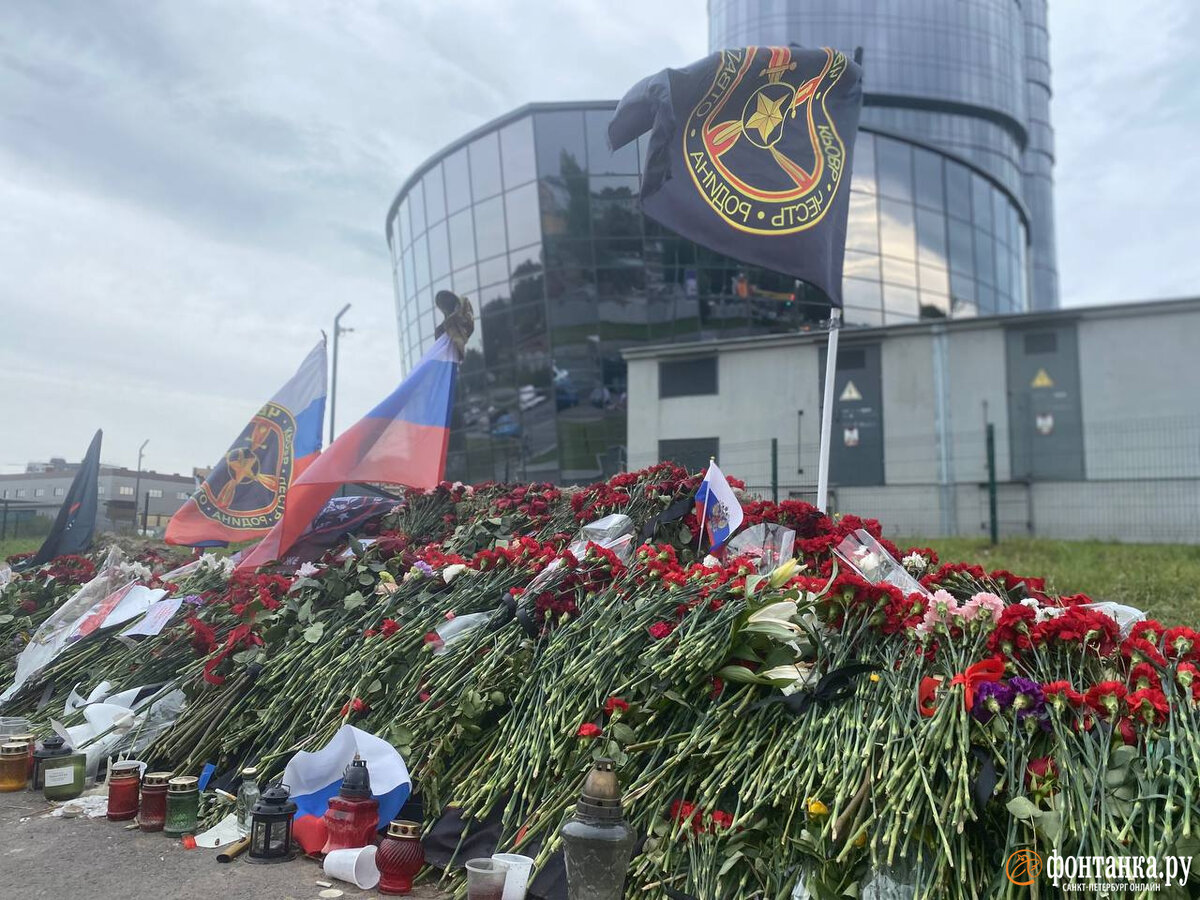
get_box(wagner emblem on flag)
[195,401,296,530]
[684,46,851,235]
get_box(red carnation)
[576,723,603,738]
[1130,662,1160,691]
[20,598,37,614]
[648,621,675,640]
[340,697,369,718]
[1127,688,1169,726]
[1043,680,1084,709]
[604,696,630,715]
[710,810,734,830]
[710,676,725,700]
[380,618,400,637]
[1164,626,1199,659]
[1084,681,1127,719]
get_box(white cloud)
[0,0,1194,475]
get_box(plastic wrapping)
[1079,601,1146,638]
[726,523,796,573]
[567,513,636,563]
[432,612,491,655]
[834,529,930,598]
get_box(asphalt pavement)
[0,789,447,899]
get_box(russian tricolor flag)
[282,725,411,854]
[166,340,327,547]
[695,461,744,552]
[237,334,457,570]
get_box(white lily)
[767,557,802,588]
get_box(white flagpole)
[816,309,841,512]
[696,457,713,554]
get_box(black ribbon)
[751,662,881,716]
[515,603,540,639]
[970,746,997,813]
[664,888,702,900]
[487,593,518,633]
[639,492,696,542]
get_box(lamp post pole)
[330,303,353,444]
[132,439,148,533]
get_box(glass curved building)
[709,0,1058,309]
[387,101,1032,483]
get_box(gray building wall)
[625,297,1200,543]
[0,467,195,534]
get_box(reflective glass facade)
[710,0,1057,309]
[387,102,1028,484]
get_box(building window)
[15,489,25,497]
[658,438,720,473]
[659,357,718,398]
[98,486,105,495]
[148,489,163,498]
[54,487,65,496]
[34,488,45,497]
[119,486,134,496]
[176,491,190,500]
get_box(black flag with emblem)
[27,429,102,567]
[609,46,863,307]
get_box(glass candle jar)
[32,735,71,791]
[106,762,141,821]
[42,751,87,801]
[164,776,200,836]
[377,820,425,895]
[9,734,35,781]
[139,771,173,832]
[0,742,28,792]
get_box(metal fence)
[630,415,1200,544]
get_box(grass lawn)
[922,537,1200,626]
[0,536,45,562]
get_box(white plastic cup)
[492,853,534,900]
[323,845,380,889]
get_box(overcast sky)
[1,1,1196,476]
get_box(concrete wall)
[625,298,1200,543]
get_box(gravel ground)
[0,789,448,899]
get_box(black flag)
[29,429,102,566]
[609,45,863,306]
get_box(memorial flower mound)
[2,465,1199,898]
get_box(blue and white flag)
[694,461,744,552]
[282,724,410,836]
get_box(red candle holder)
[107,762,141,821]
[377,820,424,895]
[320,755,379,854]
[138,771,173,832]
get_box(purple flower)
[415,560,434,577]
[1009,676,1046,718]
[972,680,1015,723]
[183,594,205,607]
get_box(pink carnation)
[960,592,1005,624]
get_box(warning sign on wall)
[1030,368,1054,389]
[839,380,863,402]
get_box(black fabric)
[424,802,568,899]
[609,46,863,307]
[751,662,881,716]
[29,429,102,566]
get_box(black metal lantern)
[247,782,297,863]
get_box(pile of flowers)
[1,465,1198,898]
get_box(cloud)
[0,0,1192,475]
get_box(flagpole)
[816,308,841,512]
[696,457,713,554]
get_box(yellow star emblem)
[745,92,786,143]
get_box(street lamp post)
[330,303,353,444]
[132,439,148,534]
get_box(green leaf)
[1036,810,1062,843]
[367,679,383,695]
[303,623,325,644]
[678,526,692,544]
[717,850,744,877]
[1005,796,1040,820]
[611,723,636,744]
[717,665,766,685]
[0,614,13,625]
[358,573,375,587]
[343,591,366,611]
